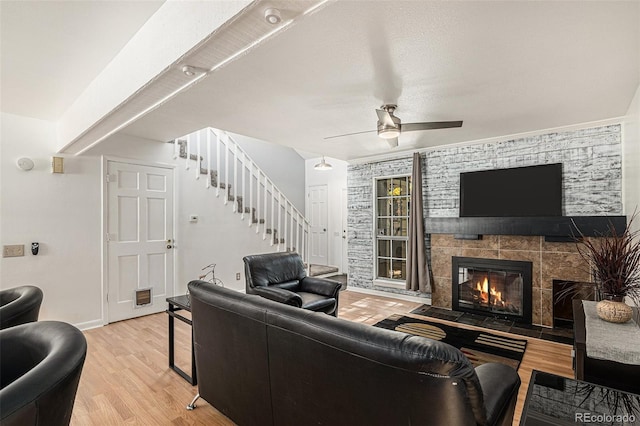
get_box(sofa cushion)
[297,292,337,313]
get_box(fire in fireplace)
[452,257,533,323]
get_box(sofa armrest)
[475,362,521,426]
[299,277,342,298]
[252,287,303,308]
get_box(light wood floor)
[72,290,573,425]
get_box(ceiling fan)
[325,104,463,148]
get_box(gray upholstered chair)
[0,286,43,329]
[0,321,87,426]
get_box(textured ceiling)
[0,0,164,120]
[1,1,638,161]
[121,1,640,160]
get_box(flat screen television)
[459,163,562,217]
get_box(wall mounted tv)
[459,163,562,217]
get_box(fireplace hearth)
[452,257,533,324]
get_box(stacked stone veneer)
[347,125,622,313]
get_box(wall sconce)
[314,156,333,171]
[16,157,34,171]
[52,157,64,173]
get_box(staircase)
[172,128,310,262]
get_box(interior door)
[107,160,174,323]
[309,184,328,265]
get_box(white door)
[107,161,174,323]
[341,187,348,273]
[309,184,328,265]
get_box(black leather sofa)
[243,252,342,316]
[187,280,521,426]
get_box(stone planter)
[596,295,633,323]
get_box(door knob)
[167,244,173,249]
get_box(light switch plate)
[3,245,24,257]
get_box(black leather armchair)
[243,252,342,316]
[0,321,87,426]
[0,285,43,329]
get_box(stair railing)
[179,128,310,263]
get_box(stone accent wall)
[430,234,591,327]
[346,124,622,302]
[425,124,622,217]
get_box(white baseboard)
[346,286,432,305]
[74,319,104,331]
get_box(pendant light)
[314,156,333,171]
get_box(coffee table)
[520,370,640,425]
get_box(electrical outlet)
[3,245,24,257]
[236,273,241,280]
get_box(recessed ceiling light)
[264,8,281,24]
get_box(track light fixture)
[181,65,208,77]
[264,8,282,24]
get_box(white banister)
[262,172,268,238]
[270,181,275,246]
[216,132,221,197]
[196,130,201,180]
[180,127,311,263]
[186,134,191,170]
[224,133,229,205]
[233,142,238,213]
[206,130,211,189]
[241,150,246,220]
[277,192,282,251]
[248,160,253,227]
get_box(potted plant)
[571,214,640,323]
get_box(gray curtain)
[406,152,431,293]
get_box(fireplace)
[452,257,533,324]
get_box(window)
[375,176,410,282]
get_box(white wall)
[305,156,348,270]
[230,132,306,211]
[623,83,640,232]
[0,118,300,329]
[88,133,285,296]
[0,113,103,328]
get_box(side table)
[573,299,640,394]
[520,370,640,425]
[166,295,196,385]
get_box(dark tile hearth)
[409,304,573,345]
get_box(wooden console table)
[572,299,640,394]
[166,295,197,385]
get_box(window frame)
[372,174,411,288]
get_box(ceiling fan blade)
[402,121,463,132]
[386,137,398,148]
[324,129,377,140]
[376,109,396,127]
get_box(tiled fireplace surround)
[347,124,623,327]
[430,234,590,327]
